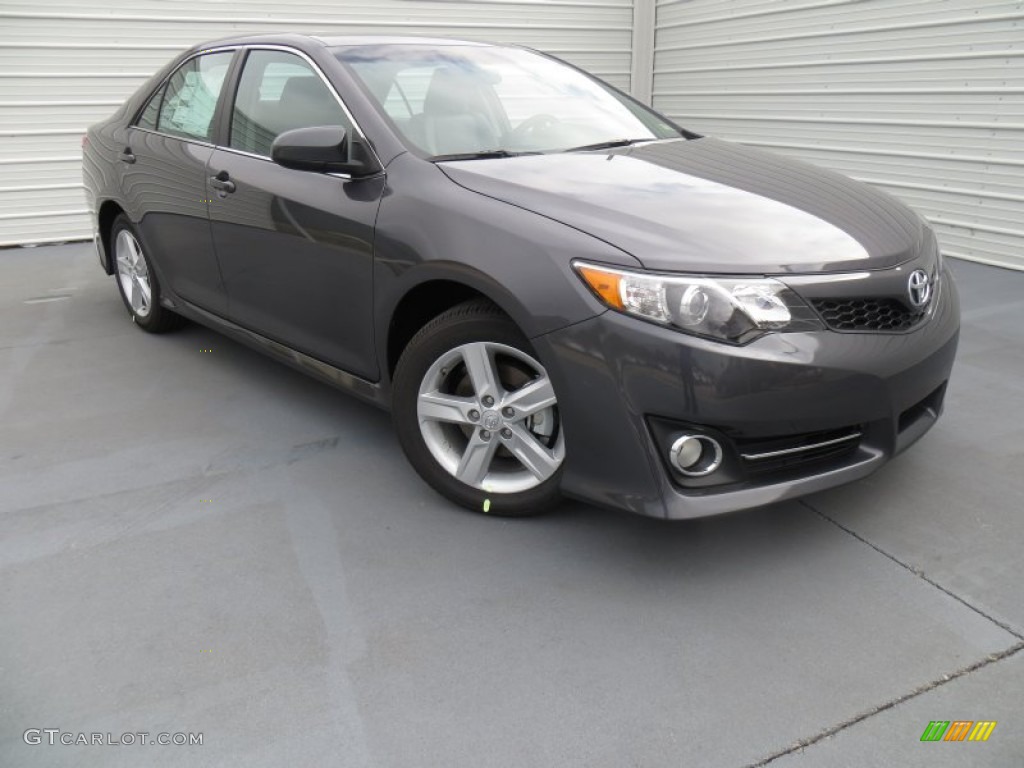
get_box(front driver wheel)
[393,300,565,516]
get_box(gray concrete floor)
[1,243,1021,768]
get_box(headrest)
[278,76,345,129]
[423,67,482,116]
[279,76,327,109]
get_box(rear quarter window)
[136,88,162,130]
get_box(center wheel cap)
[482,410,502,431]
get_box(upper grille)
[812,297,924,332]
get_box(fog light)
[669,434,723,477]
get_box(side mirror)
[270,126,380,177]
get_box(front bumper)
[533,268,960,519]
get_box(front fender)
[372,153,641,384]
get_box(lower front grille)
[812,297,924,332]
[737,426,862,475]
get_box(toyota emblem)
[907,269,931,309]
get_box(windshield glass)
[335,44,682,158]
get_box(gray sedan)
[82,34,959,519]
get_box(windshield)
[335,44,682,158]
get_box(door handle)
[209,170,236,195]
[119,147,136,164]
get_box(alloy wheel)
[115,229,152,318]
[416,341,564,494]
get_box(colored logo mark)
[920,720,996,742]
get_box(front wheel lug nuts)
[482,395,494,407]
[500,428,512,439]
[468,409,480,421]
[502,407,514,418]
[480,430,491,440]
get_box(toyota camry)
[82,34,960,519]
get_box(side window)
[136,86,163,130]
[156,52,233,142]
[230,50,351,157]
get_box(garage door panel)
[0,187,86,216]
[651,93,1024,124]
[0,160,82,187]
[655,22,1023,65]
[678,119,1024,159]
[0,214,89,247]
[0,76,143,102]
[656,0,1020,36]
[0,47,189,74]
[0,105,124,132]
[0,134,83,159]
[652,56,1024,89]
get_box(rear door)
[123,50,235,314]
[207,48,383,380]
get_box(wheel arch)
[382,259,552,379]
[385,278,510,380]
[97,199,127,274]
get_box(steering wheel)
[508,113,560,144]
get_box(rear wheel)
[393,300,565,516]
[111,215,185,333]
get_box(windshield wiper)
[430,149,539,162]
[563,138,657,153]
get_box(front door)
[207,49,383,380]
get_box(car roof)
[317,35,494,48]
[190,32,497,52]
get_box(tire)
[393,299,565,517]
[110,214,185,333]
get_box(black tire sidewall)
[392,302,563,517]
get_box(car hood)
[438,137,928,274]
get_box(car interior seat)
[409,67,500,155]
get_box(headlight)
[574,261,823,344]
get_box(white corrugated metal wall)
[652,0,1024,271]
[0,0,634,246]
